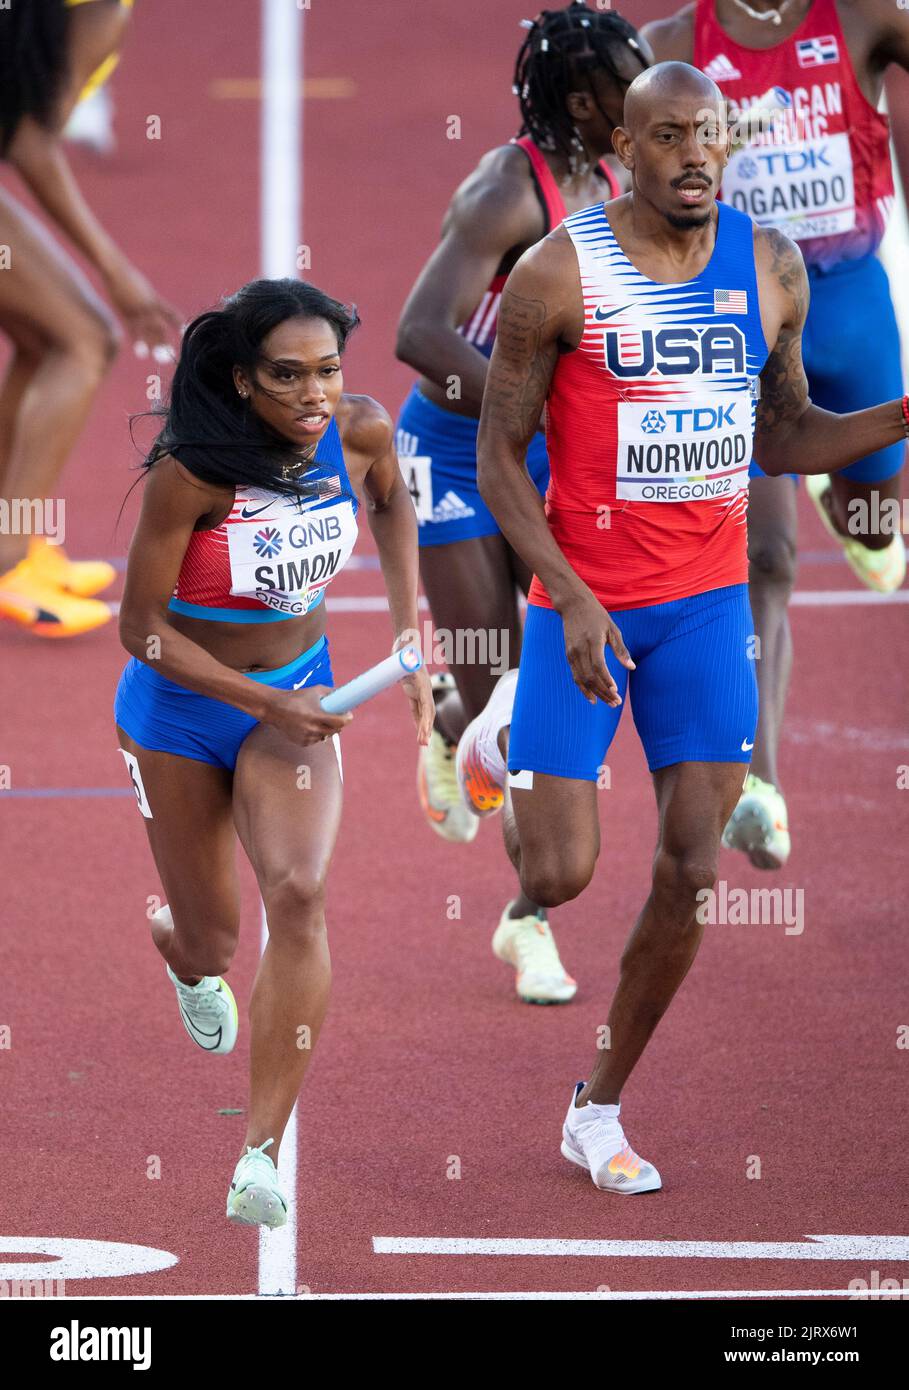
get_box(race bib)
[616,395,753,504]
[400,455,433,525]
[226,492,358,614]
[723,131,855,242]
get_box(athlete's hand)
[265,686,353,747]
[559,591,635,707]
[103,255,182,359]
[402,665,434,746]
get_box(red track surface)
[1,1,907,1298]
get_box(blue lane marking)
[0,788,133,799]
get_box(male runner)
[456,61,909,1192]
[395,2,650,1004]
[641,0,908,870]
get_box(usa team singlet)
[527,200,769,614]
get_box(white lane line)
[324,590,908,614]
[789,590,909,605]
[261,0,302,280]
[257,900,298,1295]
[372,1234,909,1260]
[257,0,303,1298]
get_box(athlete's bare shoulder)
[440,142,547,249]
[837,0,909,69]
[639,6,696,64]
[335,394,393,461]
[754,225,808,317]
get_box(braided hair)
[513,2,646,160]
[0,0,70,158]
[123,280,361,518]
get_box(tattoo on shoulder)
[486,288,556,440]
[763,227,808,323]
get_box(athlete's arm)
[638,10,695,65]
[342,397,433,744]
[753,228,907,475]
[118,456,349,738]
[865,0,909,71]
[478,236,634,707]
[395,149,545,415]
[5,4,180,349]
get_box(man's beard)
[663,208,713,230]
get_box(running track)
[1,0,907,1300]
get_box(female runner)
[0,0,178,636]
[114,278,432,1226]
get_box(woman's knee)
[261,867,328,939]
[58,308,122,379]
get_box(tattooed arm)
[477,233,588,609]
[753,228,906,476]
[477,234,634,707]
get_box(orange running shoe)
[455,668,518,817]
[0,557,112,637]
[26,537,117,597]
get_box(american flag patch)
[796,36,839,68]
[714,288,748,315]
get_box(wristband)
[901,395,909,440]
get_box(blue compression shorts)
[508,585,758,780]
[395,383,550,546]
[750,254,905,484]
[113,634,334,771]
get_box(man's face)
[621,93,730,228]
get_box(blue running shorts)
[395,383,550,546]
[114,633,334,771]
[508,585,758,780]
[750,254,905,484]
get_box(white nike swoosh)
[292,668,317,691]
[741,739,754,751]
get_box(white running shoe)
[456,668,518,818]
[723,773,791,870]
[807,473,906,593]
[165,957,239,1056]
[492,901,577,1004]
[418,675,480,843]
[561,1082,662,1194]
[226,1138,288,1228]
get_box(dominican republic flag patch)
[715,288,748,315]
[796,35,839,68]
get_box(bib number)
[119,748,153,819]
[401,455,433,524]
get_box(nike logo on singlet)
[240,502,274,519]
[593,303,633,322]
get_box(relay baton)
[319,646,423,714]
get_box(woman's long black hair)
[129,278,361,508]
[0,0,70,158]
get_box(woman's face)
[233,314,344,448]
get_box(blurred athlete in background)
[395,1,651,1005]
[642,0,908,870]
[0,0,179,638]
[64,0,135,155]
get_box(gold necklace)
[730,0,795,24]
[281,442,318,481]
